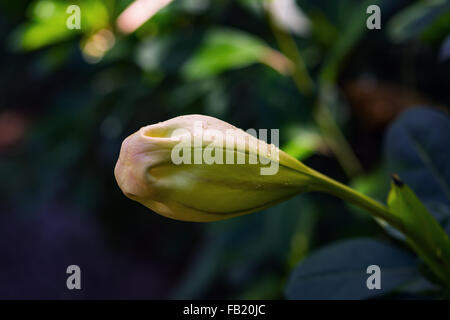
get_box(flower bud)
[114,115,320,222]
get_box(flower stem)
[267,11,364,178]
[309,169,406,233]
[307,168,450,285]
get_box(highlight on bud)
[170,119,280,175]
[114,114,321,222]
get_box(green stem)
[314,99,364,177]
[267,12,363,178]
[307,168,450,285]
[268,14,314,95]
[309,169,406,233]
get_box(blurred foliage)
[387,174,450,285]
[387,0,450,44]
[0,0,449,299]
[182,27,292,80]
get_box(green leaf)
[387,0,450,43]
[421,9,450,44]
[11,0,109,51]
[385,107,450,229]
[439,34,450,61]
[182,27,290,80]
[286,238,419,300]
[387,177,450,285]
[282,126,326,161]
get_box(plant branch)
[308,168,450,285]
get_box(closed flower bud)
[114,114,322,222]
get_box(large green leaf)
[182,27,290,80]
[387,178,450,284]
[285,238,419,300]
[385,107,450,229]
[11,0,109,51]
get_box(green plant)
[115,108,450,293]
[7,0,450,300]
[287,107,450,299]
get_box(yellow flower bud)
[114,114,321,222]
